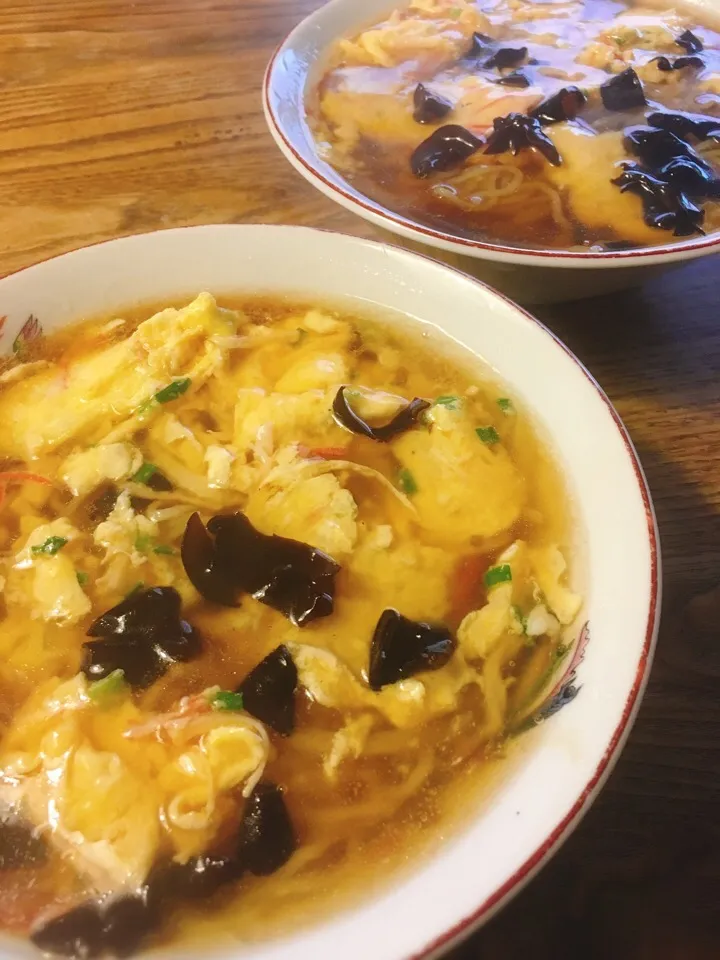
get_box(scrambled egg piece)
[337,0,492,71]
[547,125,668,246]
[323,715,375,781]
[204,444,235,489]
[393,402,524,544]
[93,491,158,567]
[233,388,345,455]
[458,540,579,660]
[10,519,90,625]
[0,293,236,460]
[290,642,482,730]
[61,442,143,497]
[0,676,269,894]
[247,472,358,558]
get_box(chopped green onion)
[153,544,176,556]
[449,5,462,17]
[134,533,153,552]
[88,669,127,706]
[211,690,245,712]
[31,536,68,556]
[476,426,500,445]
[132,462,158,485]
[434,395,461,410]
[398,468,418,496]
[125,581,146,598]
[135,396,156,419]
[76,571,89,587]
[484,564,512,588]
[496,398,513,413]
[512,604,528,636]
[155,378,191,404]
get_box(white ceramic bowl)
[263,0,720,304]
[0,225,659,960]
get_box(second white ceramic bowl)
[263,0,720,304]
[0,225,659,959]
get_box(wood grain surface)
[1,1,719,957]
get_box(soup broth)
[311,0,720,250]
[0,295,580,957]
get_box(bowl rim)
[0,224,661,960]
[262,0,720,268]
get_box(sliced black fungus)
[182,510,239,606]
[624,125,702,166]
[612,164,705,236]
[413,83,452,123]
[237,644,298,736]
[87,586,180,640]
[485,113,561,165]
[82,637,165,688]
[210,513,339,626]
[86,483,118,523]
[158,618,203,661]
[624,126,717,185]
[465,31,494,60]
[677,28,703,54]
[495,70,531,88]
[368,609,456,691]
[147,855,240,904]
[82,587,201,690]
[31,904,104,959]
[0,816,46,869]
[647,109,720,142]
[599,67,646,111]
[484,46,527,70]
[238,782,296,876]
[651,54,705,71]
[410,124,484,177]
[102,895,156,959]
[182,512,339,627]
[660,156,720,199]
[332,386,430,441]
[530,86,587,125]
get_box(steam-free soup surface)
[0,295,580,957]
[312,0,720,250]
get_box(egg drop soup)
[311,0,720,250]
[0,294,582,957]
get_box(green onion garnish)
[497,398,513,413]
[132,462,158,485]
[485,564,512,588]
[134,533,153,552]
[125,581,146,598]
[211,690,245,712]
[31,536,68,556]
[513,604,528,635]
[398,468,418,496]
[76,571,89,587]
[88,669,127,706]
[153,544,175,556]
[476,426,500,445]
[434,395,461,410]
[135,396,156,419]
[155,378,191,404]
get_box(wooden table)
[2,2,719,957]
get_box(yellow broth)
[0,295,580,954]
[311,0,720,250]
